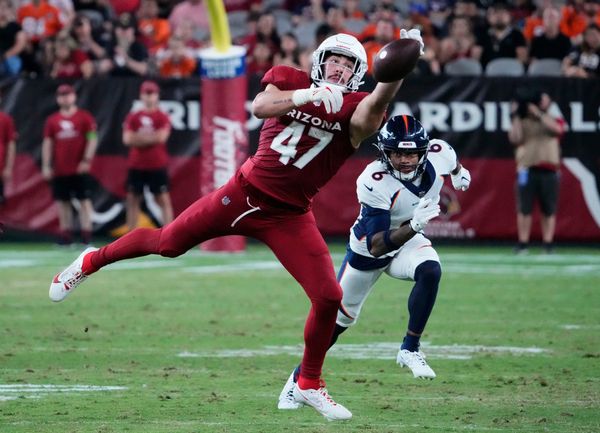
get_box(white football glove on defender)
[400,28,425,56]
[410,197,440,232]
[451,166,471,191]
[292,85,344,114]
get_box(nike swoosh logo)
[364,185,373,191]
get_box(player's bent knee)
[414,260,442,285]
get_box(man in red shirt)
[50,31,425,421]
[42,84,98,245]
[0,95,16,205]
[123,80,173,232]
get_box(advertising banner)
[0,76,598,242]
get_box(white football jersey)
[349,139,457,259]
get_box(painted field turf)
[0,243,599,433]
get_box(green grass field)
[1,242,599,433]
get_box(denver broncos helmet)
[376,115,430,182]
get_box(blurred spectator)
[315,22,334,46]
[530,7,572,61]
[325,7,355,36]
[283,0,335,25]
[99,12,148,76]
[17,0,62,43]
[453,0,487,39]
[359,2,401,42]
[560,0,600,44]
[508,88,564,254]
[511,0,536,28]
[71,13,108,64]
[341,0,365,20]
[73,0,114,25]
[246,40,273,76]
[0,0,26,77]
[428,0,453,38]
[158,35,196,77]
[50,0,75,26]
[273,32,301,69]
[137,0,170,53]
[363,18,396,72]
[240,10,280,53]
[50,35,93,78]
[42,84,98,245]
[438,15,482,66]
[476,2,528,67]
[0,92,16,205]
[123,80,173,231]
[523,0,554,41]
[110,0,139,15]
[168,0,209,45]
[563,23,600,77]
[171,19,204,51]
[223,0,261,13]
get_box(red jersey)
[0,112,17,170]
[124,109,171,170]
[240,65,369,210]
[44,109,96,176]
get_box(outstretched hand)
[451,166,471,191]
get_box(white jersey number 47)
[270,121,333,169]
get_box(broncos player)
[278,115,471,408]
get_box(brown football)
[372,39,421,82]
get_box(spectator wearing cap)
[98,12,149,76]
[530,7,572,62]
[0,90,16,205]
[50,35,93,78]
[158,35,196,77]
[563,23,600,78]
[122,80,173,232]
[0,0,26,77]
[42,84,98,245]
[168,0,209,44]
[137,0,170,54]
[476,2,528,67]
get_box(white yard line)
[177,342,550,361]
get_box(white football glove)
[292,85,344,114]
[410,197,440,232]
[400,28,425,56]
[451,166,471,191]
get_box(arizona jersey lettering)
[350,139,457,259]
[240,65,369,210]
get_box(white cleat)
[396,349,436,379]
[278,370,303,410]
[293,383,352,421]
[49,247,98,302]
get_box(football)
[372,39,421,83]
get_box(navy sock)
[401,334,421,352]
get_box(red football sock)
[298,375,321,390]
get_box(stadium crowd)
[0,0,599,80]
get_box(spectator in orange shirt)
[158,35,196,78]
[17,0,62,42]
[560,0,600,43]
[137,0,170,54]
[363,18,395,73]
